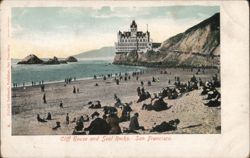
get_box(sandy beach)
[12,68,221,135]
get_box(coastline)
[11,68,148,88]
[113,62,220,69]
[11,59,147,88]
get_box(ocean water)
[11,59,146,86]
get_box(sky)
[11,5,219,59]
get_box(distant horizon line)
[11,45,115,59]
[11,56,115,60]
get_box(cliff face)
[160,13,220,56]
[113,13,220,68]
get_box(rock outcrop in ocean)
[17,54,44,64]
[17,55,78,65]
[65,56,78,62]
[113,13,220,68]
[43,56,61,65]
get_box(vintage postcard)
[1,1,249,157]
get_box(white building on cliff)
[115,20,160,54]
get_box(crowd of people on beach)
[65,77,76,84]
[13,76,78,89]
[31,67,220,135]
[36,107,180,135]
[202,74,221,107]
[13,80,46,88]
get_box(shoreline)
[11,68,148,89]
[11,62,148,88]
[112,62,220,69]
[11,65,219,89]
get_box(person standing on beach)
[141,81,144,86]
[141,87,145,94]
[114,94,122,107]
[41,84,45,92]
[148,81,151,86]
[59,101,63,108]
[137,87,141,96]
[66,113,69,125]
[199,78,203,87]
[116,79,119,85]
[46,112,52,120]
[73,86,76,93]
[152,76,156,82]
[43,93,47,104]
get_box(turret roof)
[130,20,137,28]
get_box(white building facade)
[115,20,153,54]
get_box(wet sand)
[12,68,221,135]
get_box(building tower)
[130,20,137,37]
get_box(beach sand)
[12,68,221,135]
